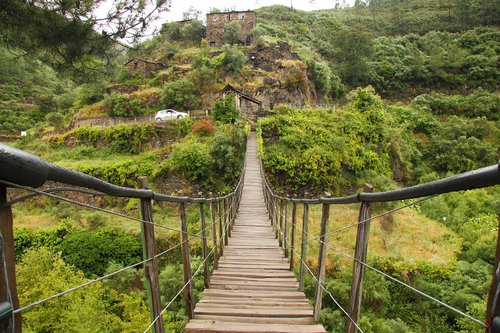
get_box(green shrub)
[161,79,200,110]
[210,125,246,182]
[167,141,213,182]
[220,44,246,74]
[212,95,239,124]
[104,93,143,117]
[58,228,142,277]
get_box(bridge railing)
[0,143,245,333]
[260,159,500,333]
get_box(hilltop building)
[206,11,256,47]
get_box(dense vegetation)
[258,87,499,332]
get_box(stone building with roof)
[219,84,263,126]
[206,11,256,47]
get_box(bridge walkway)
[184,133,326,333]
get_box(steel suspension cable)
[309,195,437,241]
[322,241,486,328]
[0,180,203,239]
[276,218,364,333]
[142,214,231,332]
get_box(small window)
[209,41,216,47]
[213,15,219,22]
[239,14,245,20]
[226,14,230,21]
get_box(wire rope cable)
[322,241,486,328]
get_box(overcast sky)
[161,0,353,22]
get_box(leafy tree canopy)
[0,0,172,78]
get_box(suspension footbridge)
[0,132,499,332]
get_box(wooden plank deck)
[184,133,326,333]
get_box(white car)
[155,109,188,121]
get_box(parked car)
[155,109,188,121]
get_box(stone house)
[206,11,256,47]
[219,84,262,126]
[124,58,166,78]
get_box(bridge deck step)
[185,320,326,333]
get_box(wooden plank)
[193,307,313,317]
[201,290,307,299]
[198,299,309,307]
[192,315,315,325]
[185,320,326,333]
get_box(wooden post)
[138,177,164,333]
[486,216,500,329]
[209,194,219,270]
[273,197,279,238]
[284,199,289,258]
[346,184,374,333]
[198,203,210,289]
[314,201,331,323]
[226,197,232,239]
[217,199,224,256]
[290,202,297,271]
[179,202,194,319]
[223,198,229,245]
[299,203,309,292]
[278,199,284,248]
[0,185,21,332]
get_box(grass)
[287,202,460,276]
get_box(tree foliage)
[212,94,239,124]
[224,22,244,45]
[0,0,172,76]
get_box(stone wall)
[125,59,166,78]
[247,42,299,72]
[206,11,256,47]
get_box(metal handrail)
[0,143,244,203]
[261,158,500,204]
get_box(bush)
[192,118,215,136]
[221,44,246,74]
[212,94,239,124]
[104,93,143,117]
[161,79,201,110]
[167,141,213,182]
[210,125,246,182]
[58,228,142,277]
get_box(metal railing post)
[209,193,219,270]
[179,202,194,319]
[0,185,19,333]
[290,202,297,271]
[346,184,374,333]
[138,177,164,333]
[198,202,210,289]
[314,199,331,323]
[299,202,309,292]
